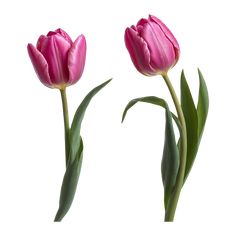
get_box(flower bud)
[27,29,86,89]
[125,15,180,76]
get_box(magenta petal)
[140,22,176,71]
[125,27,156,76]
[55,28,73,45]
[40,35,71,84]
[149,15,180,62]
[136,18,149,27]
[27,44,52,88]
[67,35,86,85]
[47,29,73,45]
[36,35,47,51]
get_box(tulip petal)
[54,29,73,45]
[40,35,71,85]
[27,44,53,88]
[136,18,149,27]
[125,27,156,76]
[67,35,86,85]
[140,21,176,71]
[149,15,180,63]
[37,35,47,51]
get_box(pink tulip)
[27,29,86,89]
[125,15,180,76]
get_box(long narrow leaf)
[180,71,199,181]
[69,78,112,162]
[54,138,84,222]
[197,69,209,140]
[55,79,112,221]
[162,107,179,209]
[122,96,180,208]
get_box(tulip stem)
[60,89,70,167]
[162,74,187,222]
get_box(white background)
[0,0,235,234]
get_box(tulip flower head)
[125,15,180,76]
[28,29,86,89]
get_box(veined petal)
[140,22,176,71]
[125,27,156,76]
[27,44,53,88]
[149,15,180,63]
[67,34,86,85]
[40,35,71,84]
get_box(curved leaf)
[55,79,112,221]
[54,138,84,222]
[122,96,180,208]
[69,78,112,163]
[181,70,209,182]
[162,107,179,209]
[197,69,209,140]
[180,71,199,181]
[122,96,181,132]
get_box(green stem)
[60,89,70,167]
[162,74,187,222]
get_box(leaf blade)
[161,107,179,209]
[69,78,112,163]
[180,71,199,181]
[55,79,112,221]
[197,69,209,140]
[122,96,181,132]
[54,138,84,222]
[122,96,180,208]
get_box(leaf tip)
[197,68,203,78]
[121,111,126,123]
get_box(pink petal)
[140,21,176,71]
[27,44,53,88]
[47,29,73,45]
[124,27,156,76]
[55,28,73,45]
[40,35,71,84]
[136,18,149,27]
[149,15,180,64]
[36,35,47,51]
[67,34,86,85]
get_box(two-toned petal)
[67,35,86,84]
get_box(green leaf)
[69,78,112,163]
[122,96,180,208]
[54,138,84,222]
[162,107,179,209]
[197,69,209,140]
[55,79,112,221]
[122,96,181,132]
[180,71,199,181]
